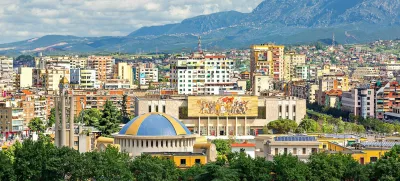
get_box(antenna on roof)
[198,36,203,54]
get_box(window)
[286,105,289,113]
[195,159,201,164]
[279,105,282,113]
[74,141,79,146]
[370,157,378,163]
[275,148,279,155]
[163,105,166,113]
[180,159,186,166]
[148,105,151,112]
[302,148,306,154]
[156,141,158,147]
[155,106,159,112]
[293,148,297,155]
[293,105,296,113]
[284,148,288,154]
[312,148,318,153]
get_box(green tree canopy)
[98,100,122,136]
[28,117,45,133]
[267,119,298,134]
[296,118,319,133]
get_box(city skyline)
[0,0,262,43]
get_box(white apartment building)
[17,67,33,89]
[170,53,235,95]
[132,63,158,86]
[80,69,97,89]
[0,57,14,90]
[70,57,87,69]
[253,75,274,96]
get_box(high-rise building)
[116,62,133,85]
[250,44,285,82]
[87,56,114,82]
[170,53,235,95]
[283,52,306,81]
[342,87,375,119]
[0,57,14,91]
[16,67,33,89]
[376,81,400,120]
[133,62,158,86]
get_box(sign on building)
[188,96,258,117]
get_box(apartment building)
[16,67,33,89]
[283,51,306,81]
[116,62,133,85]
[132,62,158,86]
[342,87,375,118]
[45,68,70,91]
[253,75,273,96]
[256,135,320,161]
[317,74,349,105]
[0,57,14,90]
[170,53,235,95]
[104,79,131,89]
[70,69,97,89]
[290,82,318,103]
[376,81,400,120]
[250,44,285,81]
[87,56,114,82]
[70,57,87,69]
[0,102,25,136]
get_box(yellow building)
[283,52,306,81]
[327,141,391,165]
[148,152,207,168]
[250,44,285,81]
[313,134,367,150]
[116,62,133,86]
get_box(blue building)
[70,69,80,84]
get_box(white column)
[217,117,219,137]
[198,117,201,135]
[61,95,66,147]
[226,117,228,136]
[55,97,60,147]
[235,117,238,136]
[207,117,210,136]
[244,116,247,135]
[69,95,74,149]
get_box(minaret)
[58,76,69,147]
[69,91,74,149]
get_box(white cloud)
[0,0,263,43]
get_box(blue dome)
[119,113,191,136]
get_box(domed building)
[113,112,197,157]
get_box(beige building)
[0,57,14,90]
[317,74,349,105]
[253,75,274,96]
[16,67,33,89]
[116,62,133,86]
[45,69,70,91]
[250,44,285,81]
[135,96,306,138]
[256,135,320,161]
[283,52,306,81]
[0,102,25,138]
[87,56,114,82]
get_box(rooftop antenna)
[198,36,203,54]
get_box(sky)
[0,0,263,43]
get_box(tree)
[76,108,102,126]
[212,139,232,156]
[47,108,56,128]
[308,153,368,181]
[195,162,240,181]
[120,94,130,124]
[0,151,15,181]
[246,80,251,91]
[272,154,310,181]
[267,119,298,134]
[228,151,273,181]
[369,145,400,180]
[296,119,319,133]
[28,117,45,133]
[98,100,122,136]
[130,154,181,181]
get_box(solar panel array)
[361,142,400,148]
[324,134,359,139]
[274,136,317,142]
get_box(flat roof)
[145,152,206,156]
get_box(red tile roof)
[231,142,256,148]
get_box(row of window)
[118,139,191,148]
[149,105,166,113]
[274,148,317,155]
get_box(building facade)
[250,44,285,81]
[342,88,375,118]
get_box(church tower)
[55,76,75,148]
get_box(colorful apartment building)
[376,81,400,120]
[87,56,114,82]
[250,44,285,81]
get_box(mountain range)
[1,0,400,55]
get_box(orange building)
[87,56,113,82]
